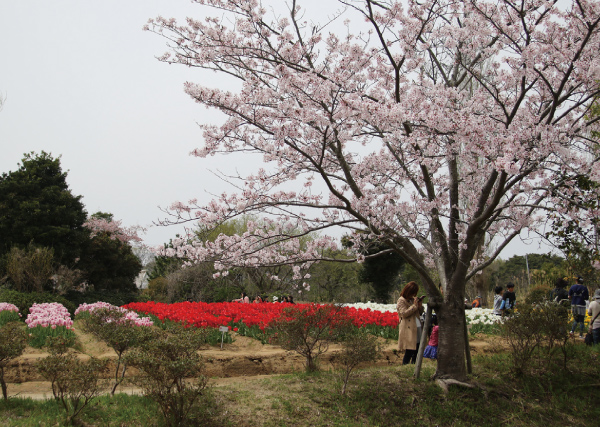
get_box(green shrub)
[127,327,209,427]
[0,289,76,317]
[269,304,353,372]
[139,313,229,346]
[4,244,54,293]
[337,328,382,395]
[525,285,553,305]
[144,277,169,302]
[501,301,572,376]
[0,322,28,400]
[81,307,157,395]
[37,352,107,425]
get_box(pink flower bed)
[75,301,153,327]
[0,302,21,315]
[25,302,73,329]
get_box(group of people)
[232,292,295,304]
[492,282,517,317]
[551,276,600,344]
[396,275,600,365]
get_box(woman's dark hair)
[427,314,438,336]
[555,278,568,288]
[400,281,419,299]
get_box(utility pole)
[525,253,531,289]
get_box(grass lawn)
[1,341,599,427]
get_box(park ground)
[2,323,599,426]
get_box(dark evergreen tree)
[0,152,88,265]
[358,241,406,303]
[343,235,406,303]
[77,232,142,293]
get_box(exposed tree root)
[433,378,512,399]
[435,378,476,394]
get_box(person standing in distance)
[551,277,570,304]
[569,276,589,338]
[397,281,425,365]
[587,289,600,345]
[501,282,517,317]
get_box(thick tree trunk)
[434,298,468,381]
[1,372,7,401]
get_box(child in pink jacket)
[423,315,439,360]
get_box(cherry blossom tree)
[147,0,600,381]
[84,213,144,244]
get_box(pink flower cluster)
[74,301,115,316]
[83,217,144,243]
[75,301,153,327]
[25,303,73,329]
[0,302,21,316]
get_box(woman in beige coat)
[397,281,424,364]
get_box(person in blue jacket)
[501,282,517,317]
[569,276,589,338]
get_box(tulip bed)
[0,302,22,326]
[25,302,77,348]
[0,301,157,349]
[123,301,514,342]
[123,301,402,341]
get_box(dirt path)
[6,376,278,401]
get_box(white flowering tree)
[148,0,600,381]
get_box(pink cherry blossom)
[84,217,145,244]
[147,0,600,381]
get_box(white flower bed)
[466,307,501,325]
[343,302,397,313]
[344,302,500,325]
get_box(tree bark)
[434,299,467,381]
[1,371,7,401]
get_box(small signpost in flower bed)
[219,325,229,349]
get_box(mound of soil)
[4,324,498,399]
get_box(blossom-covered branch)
[84,217,145,244]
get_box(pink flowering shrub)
[79,304,155,395]
[26,303,75,348]
[0,303,22,327]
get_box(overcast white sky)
[0,0,554,258]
